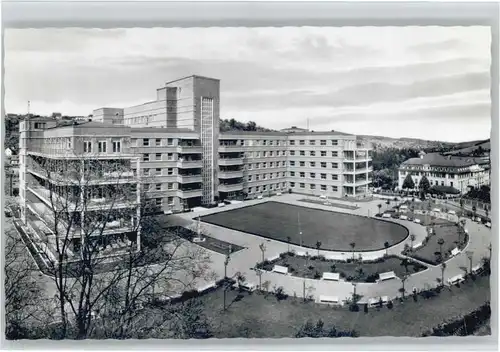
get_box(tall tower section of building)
[162,75,220,205]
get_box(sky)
[4,26,492,142]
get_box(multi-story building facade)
[397,153,490,194]
[20,75,373,236]
[19,118,141,263]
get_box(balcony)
[176,145,203,154]
[176,159,202,168]
[176,189,203,198]
[176,174,203,183]
[219,158,243,166]
[219,170,244,179]
[219,144,244,152]
[343,167,373,174]
[218,183,244,192]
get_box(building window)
[290,171,295,177]
[321,151,326,157]
[321,185,327,191]
[299,183,305,188]
[167,168,173,175]
[167,183,173,190]
[270,162,274,167]
[143,168,150,176]
[167,153,174,161]
[290,182,296,187]
[167,138,174,146]
[156,153,162,160]
[156,183,162,191]
[331,151,338,157]
[270,151,274,157]
[167,197,174,205]
[248,175,252,181]
[84,141,92,153]
[331,162,338,168]
[300,151,305,156]
[321,162,327,168]
[300,161,305,167]
[309,140,316,145]
[256,175,260,181]
[269,140,274,146]
[320,140,326,146]
[155,139,161,146]
[310,162,316,167]
[263,151,267,157]
[289,161,295,167]
[331,140,338,146]
[112,141,121,153]
[249,187,253,193]
[331,174,338,180]
[98,141,107,153]
[310,151,315,156]
[321,173,326,179]
[143,154,149,162]
[332,185,338,191]
[310,184,316,190]
[263,162,267,168]
[290,150,295,156]
[299,140,305,145]
[143,138,150,147]
[155,198,162,206]
[300,172,305,178]
[310,173,316,178]
[155,168,162,176]
[290,140,295,146]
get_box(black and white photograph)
[2,2,495,344]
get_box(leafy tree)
[295,319,359,338]
[377,203,382,215]
[315,241,322,256]
[349,242,356,260]
[437,238,445,259]
[384,241,390,256]
[402,174,415,191]
[419,175,431,195]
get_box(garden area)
[137,272,490,338]
[407,221,467,265]
[200,201,408,251]
[256,252,427,282]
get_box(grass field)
[141,273,490,338]
[260,253,426,282]
[200,202,408,251]
[409,222,464,265]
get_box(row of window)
[135,138,176,147]
[289,161,340,168]
[289,150,339,157]
[83,140,121,153]
[248,183,287,193]
[248,161,287,169]
[248,172,285,181]
[245,150,287,158]
[142,153,175,162]
[289,182,339,191]
[290,139,338,146]
[289,172,339,180]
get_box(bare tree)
[4,226,51,339]
[23,153,212,339]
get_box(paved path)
[172,194,491,304]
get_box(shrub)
[387,301,394,309]
[365,274,379,283]
[287,251,295,257]
[308,265,315,270]
[313,271,321,279]
[279,253,287,259]
[339,272,346,278]
[274,286,288,301]
[181,289,200,300]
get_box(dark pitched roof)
[401,153,486,168]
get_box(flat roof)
[165,75,220,85]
